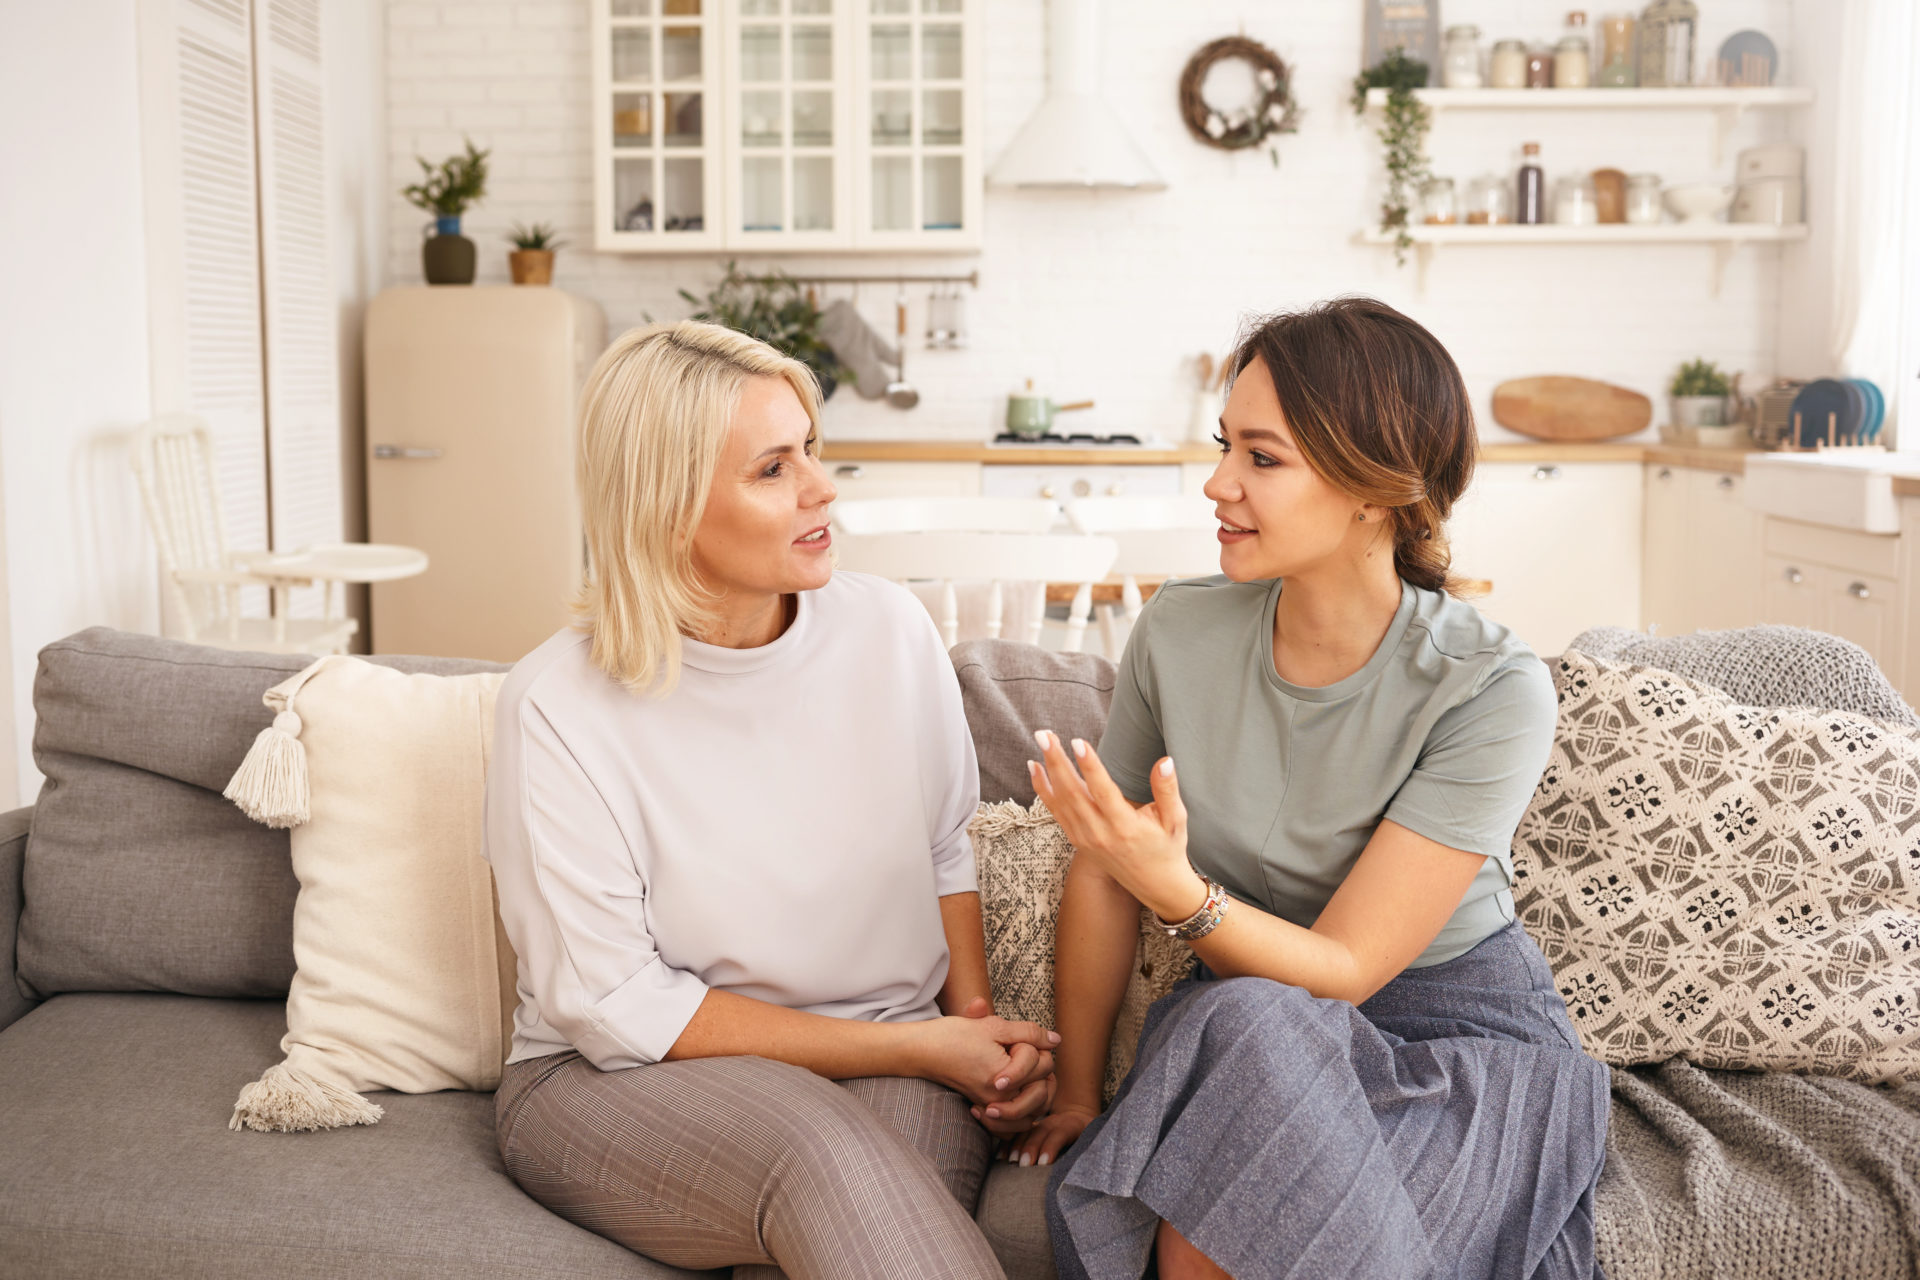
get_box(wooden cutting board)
[1491,376,1652,442]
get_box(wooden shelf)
[1361,86,1814,111]
[1357,223,1808,295]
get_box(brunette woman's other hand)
[1004,1103,1098,1167]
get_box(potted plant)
[506,222,566,286]
[1350,49,1433,267]
[1669,358,1732,436]
[402,138,490,285]
[680,263,850,400]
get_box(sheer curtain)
[1828,0,1920,445]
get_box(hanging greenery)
[1349,51,1432,266]
[680,262,850,400]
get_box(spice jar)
[1466,175,1512,224]
[1525,47,1555,88]
[1625,172,1663,224]
[1516,143,1547,224]
[1598,13,1636,86]
[1489,40,1529,88]
[1421,177,1459,225]
[1442,25,1483,88]
[1553,174,1599,225]
[1591,167,1627,222]
[1555,12,1592,87]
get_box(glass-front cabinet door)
[596,0,724,250]
[593,0,978,251]
[854,0,979,250]
[725,0,849,248]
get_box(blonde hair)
[570,320,822,695]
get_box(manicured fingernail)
[1038,1153,1052,1165]
[1033,730,1050,751]
[1020,1153,1034,1167]
[1071,738,1087,758]
[1048,1031,1062,1044]
[1159,758,1174,777]
[996,1076,1010,1089]
[986,1107,1001,1118]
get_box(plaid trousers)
[496,1049,1005,1280]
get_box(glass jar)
[1466,175,1512,224]
[1625,172,1664,224]
[1489,40,1529,88]
[1636,0,1698,87]
[1442,25,1483,88]
[1516,142,1546,224]
[1555,11,1592,87]
[1525,47,1555,88]
[1553,174,1599,225]
[1421,177,1459,225]
[1598,13,1636,86]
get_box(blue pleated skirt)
[1045,920,1610,1280]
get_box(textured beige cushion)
[226,656,516,1131]
[970,799,1191,1105]
[1514,650,1920,1084]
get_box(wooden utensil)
[1491,376,1653,442]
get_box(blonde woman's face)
[1203,356,1376,582]
[689,374,838,598]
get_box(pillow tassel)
[229,1062,385,1133]
[223,710,309,828]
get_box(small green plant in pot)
[402,138,490,285]
[680,263,850,400]
[1669,358,1732,433]
[1351,50,1432,267]
[506,222,566,286]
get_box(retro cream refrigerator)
[364,286,607,661]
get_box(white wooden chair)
[830,496,1060,535]
[130,414,359,655]
[1063,495,1222,656]
[833,530,1118,651]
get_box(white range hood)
[986,0,1166,191]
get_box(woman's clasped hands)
[913,995,1061,1138]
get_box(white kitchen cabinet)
[1448,462,1643,657]
[592,0,982,252]
[1641,463,1761,636]
[981,463,1182,502]
[1641,464,1691,634]
[1759,517,1906,690]
[1181,461,1216,497]
[1760,554,1822,630]
[825,458,979,499]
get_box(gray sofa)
[3,626,1919,1279]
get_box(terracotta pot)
[509,249,555,285]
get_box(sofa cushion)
[0,992,702,1279]
[952,640,1115,806]
[1514,651,1920,1083]
[18,628,503,1000]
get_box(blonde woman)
[484,321,1054,1279]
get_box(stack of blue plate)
[1791,377,1885,447]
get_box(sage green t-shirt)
[1099,574,1557,968]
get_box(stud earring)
[1355,512,1367,522]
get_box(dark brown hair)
[1226,296,1476,596]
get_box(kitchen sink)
[1742,451,1920,534]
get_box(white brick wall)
[385,0,1804,443]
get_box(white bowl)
[1663,183,1735,224]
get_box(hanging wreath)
[1178,36,1302,166]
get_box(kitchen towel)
[819,298,899,400]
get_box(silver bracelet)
[1153,871,1230,941]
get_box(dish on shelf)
[1716,30,1779,87]
[1663,183,1735,223]
[1790,379,1864,447]
[1848,378,1886,442]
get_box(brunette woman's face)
[1202,356,1379,582]
[688,375,838,598]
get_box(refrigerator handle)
[373,445,445,460]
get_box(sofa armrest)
[0,804,33,1034]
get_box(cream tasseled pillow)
[1514,650,1920,1084]
[971,799,1193,1106]
[222,656,516,1132]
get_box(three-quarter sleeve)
[484,694,709,1070]
[1384,657,1557,865]
[1097,595,1166,806]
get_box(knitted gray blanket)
[1568,624,1920,726]
[1595,1060,1920,1279]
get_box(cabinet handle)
[1656,467,1674,480]
[1716,475,1736,491]
[1106,482,1125,496]
[1785,566,1804,585]
[1849,581,1871,600]
[834,464,865,479]
[1072,479,1092,498]
[1531,465,1562,481]
[1039,484,1056,499]
[373,445,443,460]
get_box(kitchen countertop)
[821,439,1763,470]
